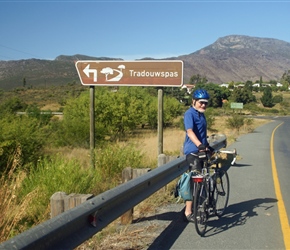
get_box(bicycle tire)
[214,169,230,217]
[193,182,208,236]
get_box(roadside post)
[75,60,183,169]
[158,88,163,155]
[90,86,95,169]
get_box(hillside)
[178,35,290,83]
[0,35,290,90]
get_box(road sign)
[75,60,183,87]
[230,102,244,109]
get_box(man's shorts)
[186,153,204,173]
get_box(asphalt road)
[149,116,290,250]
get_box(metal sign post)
[90,86,95,169]
[158,88,163,155]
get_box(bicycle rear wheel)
[214,169,229,217]
[193,182,207,236]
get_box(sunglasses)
[198,101,208,105]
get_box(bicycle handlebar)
[201,148,237,166]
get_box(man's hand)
[198,144,206,151]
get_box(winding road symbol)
[82,64,125,82]
[100,65,125,82]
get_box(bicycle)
[191,150,232,236]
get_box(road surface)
[149,116,290,249]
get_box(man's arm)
[186,128,202,148]
[186,128,212,152]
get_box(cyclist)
[183,88,213,222]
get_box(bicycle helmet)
[192,89,210,100]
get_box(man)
[183,88,212,222]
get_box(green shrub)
[56,87,183,146]
[279,101,289,108]
[95,143,144,183]
[261,87,274,107]
[204,108,216,131]
[245,118,254,126]
[56,91,91,147]
[0,114,45,172]
[244,102,259,112]
[226,115,244,132]
[272,94,283,104]
[15,143,144,234]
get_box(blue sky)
[1,0,290,61]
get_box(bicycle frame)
[192,153,216,215]
[191,150,230,236]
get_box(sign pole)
[90,86,95,169]
[157,88,163,155]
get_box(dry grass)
[0,144,29,242]
[48,115,271,170]
[44,147,91,168]
[41,103,62,111]
[130,115,271,166]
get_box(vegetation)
[261,86,274,107]
[1,68,290,244]
[226,115,246,132]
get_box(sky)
[0,0,290,61]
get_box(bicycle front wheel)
[193,182,207,236]
[214,169,230,217]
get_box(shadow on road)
[224,163,252,171]
[147,197,277,248]
[205,197,278,237]
[146,206,189,250]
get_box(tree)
[23,77,26,88]
[228,82,235,90]
[189,74,208,85]
[57,87,183,145]
[0,97,27,114]
[230,88,256,104]
[261,86,274,107]
[281,70,290,87]
[245,81,253,92]
[195,83,231,108]
[0,114,45,172]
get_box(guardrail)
[0,135,231,250]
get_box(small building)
[219,83,229,88]
[276,82,283,87]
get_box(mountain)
[1,35,290,90]
[0,55,121,90]
[177,35,290,84]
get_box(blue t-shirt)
[183,106,208,155]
